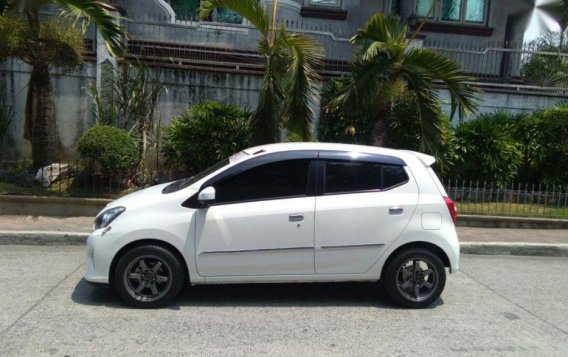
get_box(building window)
[170,0,200,21]
[390,0,401,15]
[415,0,488,24]
[309,0,342,8]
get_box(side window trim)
[318,150,406,166]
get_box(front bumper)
[84,229,116,284]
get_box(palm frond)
[57,0,126,57]
[199,0,269,37]
[279,28,324,140]
[351,13,407,60]
[328,59,390,112]
[402,47,479,120]
[400,68,444,152]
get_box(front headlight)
[94,206,126,231]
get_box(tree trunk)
[367,107,391,147]
[25,63,59,169]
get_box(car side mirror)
[197,186,216,206]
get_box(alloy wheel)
[396,257,439,303]
[123,255,173,302]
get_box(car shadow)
[71,279,444,310]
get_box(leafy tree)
[200,0,324,145]
[329,13,479,152]
[0,0,125,168]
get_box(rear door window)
[323,161,407,194]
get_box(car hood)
[102,183,197,212]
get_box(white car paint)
[85,142,459,286]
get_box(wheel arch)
[381,241,451,278]
[109,239,190,286]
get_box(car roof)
[242,142,432,166]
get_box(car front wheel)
[114,245,184,308]
[382,248,446,308]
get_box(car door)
[194,155,317,277]
[314,152,419,274]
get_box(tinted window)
[383,165,408,189]
[215,160,310,203]
[324,161,407,194]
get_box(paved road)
[0,246,567,356]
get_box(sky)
[524,0,562,43]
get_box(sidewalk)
[0,215,567,256]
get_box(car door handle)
[389,206,404,215]
[289,214,304,222]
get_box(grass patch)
[457,202,568,219]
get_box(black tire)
[114,245,185,308]
[382,248,446,309]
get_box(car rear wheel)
[114,245,184,308]
[382,248,446,308]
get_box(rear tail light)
[443,196,458,225]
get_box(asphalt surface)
[0,245,567,356]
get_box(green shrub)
[533,108,568,184]
[452,114,524,186]
[162,101,249,174]
[78,125,138,174]
[472,109,568,185]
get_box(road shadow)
[72,279,444,310]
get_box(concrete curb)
[0,231,88,245]
[0,195,111,217]
[460,242,568,257]
[1,231,568,257]
[458,215,568,229]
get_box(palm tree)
[330,13,479,152]
[199,0,324,144]
[0,0,125,168]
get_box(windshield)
[162,158,231,194]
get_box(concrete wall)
[0,59,95,162]
[0,58,263,162]
[2,54,565,162]
[439,88,565,125]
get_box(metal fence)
[424,40,568,86]
[0,161,160,198]
[62,10,568,87]
[1,162,567,219]
[442,180,568,219]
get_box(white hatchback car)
[85,143,459,308]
